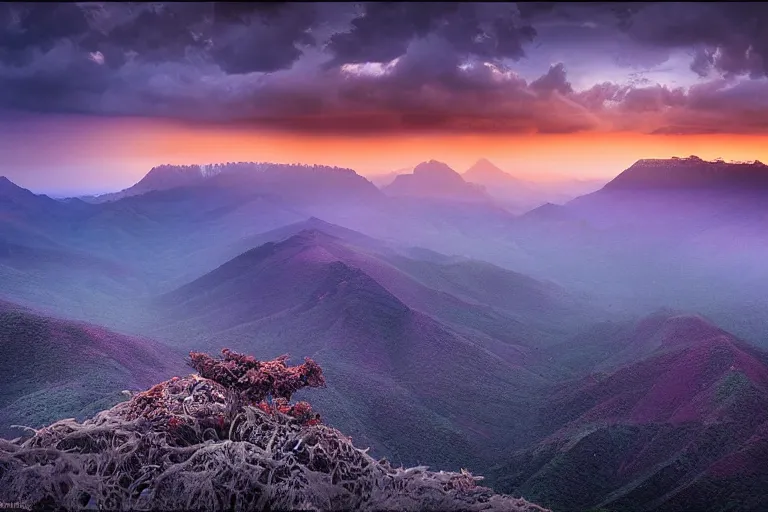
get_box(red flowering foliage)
[257,401,273,415]
[127,382,170,421]
[187,349,326,427]
[188,349,325,403]
[253,398,321,427]
[167,416,185,430]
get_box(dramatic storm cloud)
[1,1,767,136]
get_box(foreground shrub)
[0,350,548,511]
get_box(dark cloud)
[0,3,90,65]
[573,78,768,135]
[325,2,536,67]
[530,63,573,96]
[509,2,768,79]
[0,1,553,134]
[618,84,686,113]
[325,3,449,66]
[194,55,599,136]
[616,2,768,78]
[690,47,716,77]
[1,2,768,137]
[209,3,318,74]
[0,40,113,115]
[0,2,323,74]
[573,82,624,109]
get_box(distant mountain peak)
[654,313,728,348]
[290,228,340,244]
[304,217,339,230]
[463,159,527,190]
[0,176,38,201]
[412,160,460,178]
[134,164,211,191]
[385,160,491,202]
[0,175,21,191]
[603,156,768,191]
[465,158,506,177]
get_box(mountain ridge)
[601,156,768,192]
[492,312,768,511]
[81,162,382,204]
[151,229,571,468]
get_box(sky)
[2,2,768,194]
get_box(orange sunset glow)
[5,113,768,194]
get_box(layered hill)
[206,220,597,341]
[0,238,143,320]
[0,176,73,219]
[567,156,768,230]
[70,162,382,271]
[0,176,86,249]
[0,168,378,305]
[503,156,768,344]
[151,228,593,470]
[2,171,523,309]
[562,157,768,281]
[491,312,768,511]
[462,160,605,213]
[0,170,519,330]
[463,159,534,207]
[518,203,570,223]
[224,216,389,261]
[0,300,184,438]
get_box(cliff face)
[0,365,548,512]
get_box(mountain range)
[147,224,599,468]
[371,158,605,214]
[503,156,768,345]
[2,154,768,509]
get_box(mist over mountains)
[3,155,768,510]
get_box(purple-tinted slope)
[0,301,184,437]
[155,231,552,471]
[492,313,768,511]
